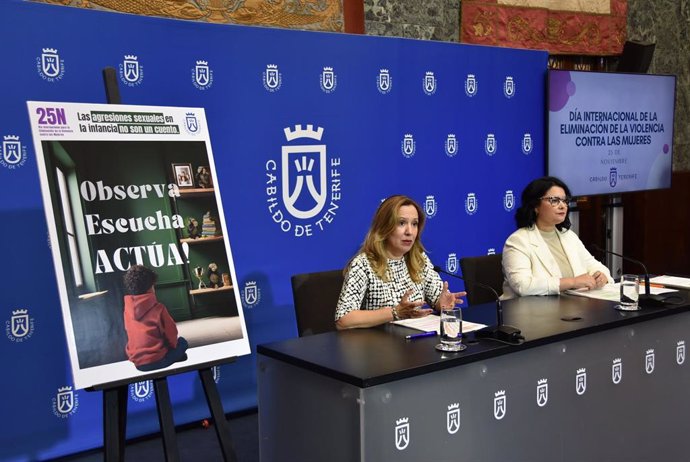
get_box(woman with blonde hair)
[335,195,464,329]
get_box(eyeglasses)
[540,196,571,207]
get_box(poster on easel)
[27,101,250,389]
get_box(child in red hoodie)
[123,265,188,372]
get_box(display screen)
[547,70,676,196]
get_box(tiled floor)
[53,410,259,462]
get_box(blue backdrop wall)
[0,1,546,459]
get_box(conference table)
[257,293,690,462]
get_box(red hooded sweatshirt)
[123,291,179,367]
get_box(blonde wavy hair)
[347,195,427,282]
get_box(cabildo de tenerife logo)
[192,60,213,90]
[465,192,478,215]
[446,253,458,274]
[504,76,516,98]
[609,167,618,188]
[445,134,458,157]
[52,385,79,418]
[394,417,409,450]
[401,134,415,158]
[377,69,392,94]
[465,74,478,97]
[678,340,686,365]
[485,133,497,156]
[522,133,533,155]
[242,280,261,308]
[320,67,337,93]
[575,368,587,395]
[37,47,65,81]
[503,190,515,212]
[424,195,437,219]
[119,55,143,87]
[129,380,153,403]
[1,135,28,169]
[6,309,35,342]
[645,348,655,374]
[423,71,436,95]
[265,125,342,237]
[612,358,622,384]
[184,112,201,135]
[263,64,282,92]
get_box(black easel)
[94,68,238,462]
[97,363,238,462]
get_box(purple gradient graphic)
[663,144,669,154]
[549,71,575,112]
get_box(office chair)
[290,269,344,337]
[459,253,504,306]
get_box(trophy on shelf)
[193,266,207,290]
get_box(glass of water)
[619,274,640,311]
[435,306,467,352]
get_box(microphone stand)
[433,266,522,343]
[591,245,679,308]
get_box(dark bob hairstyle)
[514,176,572,231]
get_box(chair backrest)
[459,254,504,306]
[616,40,655,73]
[290,269,344,337]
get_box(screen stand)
[605,195,623,279]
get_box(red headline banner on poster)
[461,0,627,55]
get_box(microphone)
[433,265,522,343]
[591,244,683,307]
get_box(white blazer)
[501,226,613,299]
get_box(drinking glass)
[435,307,467,352]
[619,274,640,311]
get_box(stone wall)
[364,0,460,42]
[364,0,690,171]
[627,0,689,170]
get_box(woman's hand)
[592,271,608,288]
[395,289,432,319]
[436,281,466,310]
[571,273,597,290]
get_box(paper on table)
[565,283,677,302]
[565,284,620,301]
[650,275,690,290]
[393,314,487,333]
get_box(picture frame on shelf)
[172,163,194,188]
[195,165,213,189]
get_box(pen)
[406,331,437,340]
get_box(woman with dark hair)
[501,176,612,299]
[335,195,465,329]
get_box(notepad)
[393,314,487,333]
[565,283,677,301]
[650,275,690,290]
